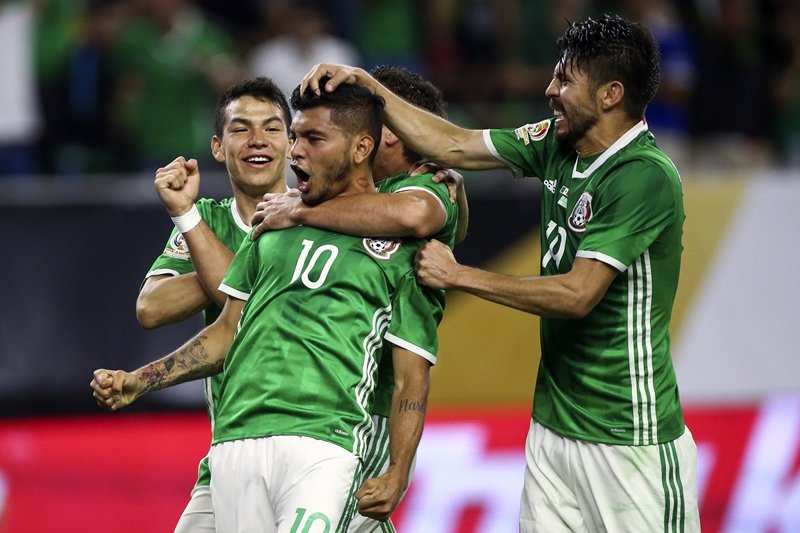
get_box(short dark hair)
[370,65,446,118]
[290,78,386,165]
[214,77,291,137]
[370,65,446,164]
[556,14,661,119]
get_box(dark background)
[0,173,541,416]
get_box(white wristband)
[171,204,202,233]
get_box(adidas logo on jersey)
[543,180,557,194]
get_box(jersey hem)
[211,431,359,458]
[145,268,181,279]
[219,283,249,301]
[483,129,524,179]
[393,185,448,217]
[384,333,436,364]
[532,414,687,446]
[575,250,627,272]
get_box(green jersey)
[485,119,685,446]
[217,224,443,457]
[146,196,249,486]
[368,172,458,417]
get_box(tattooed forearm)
[398,398,427,413]
[138,336,223,392]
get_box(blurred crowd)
[2,0,800,178]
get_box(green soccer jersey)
[485,119,686,446]
[217,224,443,457]
[368,172,458,417]
[146,196,249,486]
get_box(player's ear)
[383,126,400,147]
[599,80,624,111]
[352,134,375,165]
[211,135,225,163]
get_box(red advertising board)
[1,397,798,532]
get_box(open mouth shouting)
[291,161,310,192]
[550,102,566,126]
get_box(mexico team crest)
[362,238,401,260]
[568,192,593,232]
[164,232,191,259]
[514,120,551,145]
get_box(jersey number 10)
[291,239,340,289]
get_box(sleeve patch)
[164,232,191,260]
[514,120,551,145]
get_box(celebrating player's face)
[545,60,599,148]
[212,96,290,194]
[289,107,353,206]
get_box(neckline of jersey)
[571,120,648,179]
[230,199,251,233]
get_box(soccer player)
[250,65,465,530]
[135,77,292,532]
[250,65,467,244]
[301,14,700,533]
[137,73,463,531]
[91,81,442,531]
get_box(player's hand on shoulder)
[410,161,464,204]
[415,239,459,290]
[251,189,302,240]
[90,368,141,412]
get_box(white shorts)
[210,436,361,532]
[347,415,415,533]
[173,485,214,533]
[520,420,700,533]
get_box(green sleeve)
[385,269,443,364]
[145,199,219,277]
[485,120,554,179]
[379,172,459,247]
[220,231,259,298]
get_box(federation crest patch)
[362,238,401,260]
[164,232,191,259]
[568,192,593,233]
[514,120,551,145]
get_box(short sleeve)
[219,231,259,301]
[384,270,444,364]
[379,172,458,247]
[145,227,195,280]
[484,120,554,180]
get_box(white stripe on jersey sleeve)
[393,186,447,217]
[218,283,250,301]
[145,268,181,279]
[482,129,524,179]
[384,333,436,365]
[576,250,627,272]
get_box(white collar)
[230,199,251,232]
[572,120,648,179]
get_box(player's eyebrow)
[228,116,285,128]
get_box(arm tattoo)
[398,398,427,414]
[139,336,223,392]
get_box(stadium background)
[1,0,799,531]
